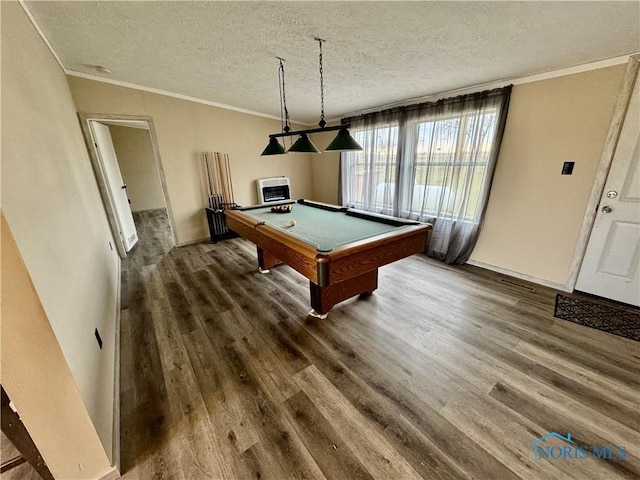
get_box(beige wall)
[1,215,113,479]
[1,1,118,470]
[310,129,341,204]
[109,125,166,212]
[470,65,625,286]
[312,66,625,287]
[68,77,314,244]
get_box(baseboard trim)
[131,207,167,214]
[466,259,571,292]
[98,465,120,480]
[177,236,210,247]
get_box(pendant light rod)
[316,38,326,129]
[268,123,351,139]
[277,57,291,134]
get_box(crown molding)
[65,70,313,125]
[332,53,637,122]
[19,0,66,72]
[509,53,634,85]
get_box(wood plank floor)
[120,210,639,480]
[0,432,39,480]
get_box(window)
[343,124,399,214]
[340,86,511,263]
[408,108,498,222]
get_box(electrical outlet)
[562,161,575,175]
[95,328,103,349]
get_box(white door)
[575,71,640,306]
[90,121,139,252]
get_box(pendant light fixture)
[261,136,286,155]
[288,133,320,153]
[325,127,365,151]
[261,58,289,155]
[261,38,363,156]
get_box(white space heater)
[256,177,291,204]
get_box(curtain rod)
[342,85,512,124]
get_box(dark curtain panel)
[341,86,512,264]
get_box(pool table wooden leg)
[257,247,282,272]
[309,269,378,315]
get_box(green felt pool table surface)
[238,201,413,252]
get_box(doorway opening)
[78,114,177,259]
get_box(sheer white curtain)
[340,112,402,216]
[341,87,511,264]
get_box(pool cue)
[220,152,229,204]
[203,152,213,209]
[215,152,224,203]
[224,153,235,206]
[208,153,218,210]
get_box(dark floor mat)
[554,294,640,342]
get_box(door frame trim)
[78,113,178,257]
[566,54,640,291]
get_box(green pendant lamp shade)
[288,134,320,153]
[325,128,363,152]
[261,137,286,156]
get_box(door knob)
[601,206,612,214]
[121,184,128,189]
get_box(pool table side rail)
[237,200,296,211]
[297,199,348,212]
[225,208,321,281]
[345,208,422,226]
[318,224,431,284]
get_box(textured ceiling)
[25,1,640,124]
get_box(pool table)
[225,199,432,317]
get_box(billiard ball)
[290,220,296,226]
